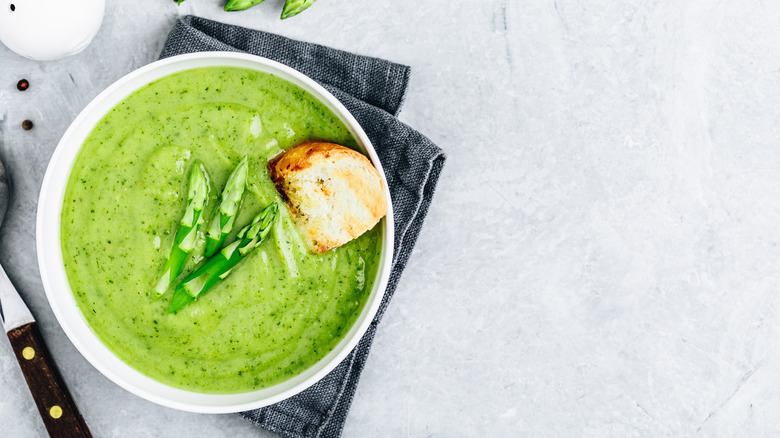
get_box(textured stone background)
[4,0,780,436]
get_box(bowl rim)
[36,51,395,413]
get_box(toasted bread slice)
[269,141,387,254]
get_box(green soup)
[61,67,381,393]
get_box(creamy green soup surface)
[61,67,381,393]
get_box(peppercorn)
[16,79,29,91]
[22,120,33,130]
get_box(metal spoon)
[0,158,92,437]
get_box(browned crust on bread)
[268,141,387,253]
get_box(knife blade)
[0,263,35,332]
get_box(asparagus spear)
[224,0,264,11]
[153,160,210,296]
[169,202,279,314]
[281,0,317,19]
[204,157,249,258]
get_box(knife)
[0,265,93,437]
[0,266,92,438]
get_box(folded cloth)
[160,16,446,438]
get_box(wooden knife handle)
[7,322,92,438]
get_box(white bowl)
[36,52,394,413]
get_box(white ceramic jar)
[0,0,105,60]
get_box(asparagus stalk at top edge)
[169,202,279,314]
[224,0,264,12]
[153,160,210,296]
[281,0,317,19]
[204,156,248,258]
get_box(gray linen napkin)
[160,16,446,438]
